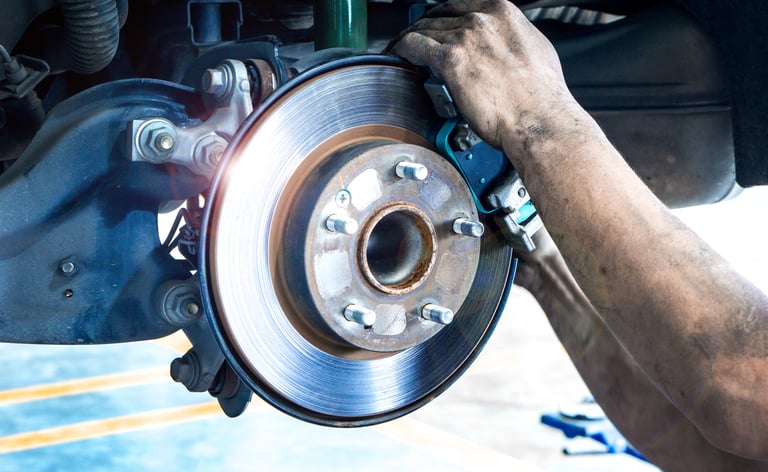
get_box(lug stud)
[344,304,376,328]
[395,161,428,181]
[452,217,485,238]
[421,304,454,325]
[325,214,359,235]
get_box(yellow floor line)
[374,417,545,472]
[0,367,170,407]
[0,402,223,455]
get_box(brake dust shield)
[200,57,514,426]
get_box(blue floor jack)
[541,397,649,463]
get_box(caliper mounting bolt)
[344,304,376,328]
[421,304,455,325]
[395,161,428,181]
[325,214,359,235]
[452,217,485,238]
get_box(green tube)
[314,0,368,51]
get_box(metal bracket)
[170,313,252,417]
[129,59,254,177]
[487,172,543,252]
[0,54,50,101]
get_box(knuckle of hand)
[465,11,489,29]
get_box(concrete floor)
[1,187,766,471]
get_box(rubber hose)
[59,0,120,74]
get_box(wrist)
[499,99,603,176]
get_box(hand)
[388,0,584,159]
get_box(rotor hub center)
[360,203,436,295]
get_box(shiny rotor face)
[202,59,514,425]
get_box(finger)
[410,16,469,31]
[422,0,508,18]
[382,16,464,54]
[389,32,446,75]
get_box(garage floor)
[0,291,656,472]
[0,187,765,472]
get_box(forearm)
[508,110,768,456]
[388,0,768,456]
[522,246,765,471]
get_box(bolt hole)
[63,289,74,298]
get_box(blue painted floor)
[0,303,659,472]
[0,339,471,472]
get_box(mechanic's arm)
[516,230,765,471]
[390,0,768,460]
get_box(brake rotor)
[200,56,514,426]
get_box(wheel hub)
[274,142,482,354]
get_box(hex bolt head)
[192,133,228,175]
[326,214,359,235]
[202,68,228,98]
[395,161,428,181]
[452,217,485,238]
[421,304,455,325]
[344,304,376,328]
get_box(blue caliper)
[426,77,543,251]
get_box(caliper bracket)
[426,76,543,251]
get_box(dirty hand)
[388,0,585,159]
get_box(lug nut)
[326,214,359,235]
[344,304,376,328]
[453,218,484,238]
[421,304,454,325]
[395,161,428,181]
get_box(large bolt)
[326,214,359,235]
[395,161,428,181]
[202,67,228,98]
[159,282,203,327]
[137,119,178,163]
[452,217,485,238]
[421,304,454,325]
[192,133,228,175]
[344,304,376,328]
